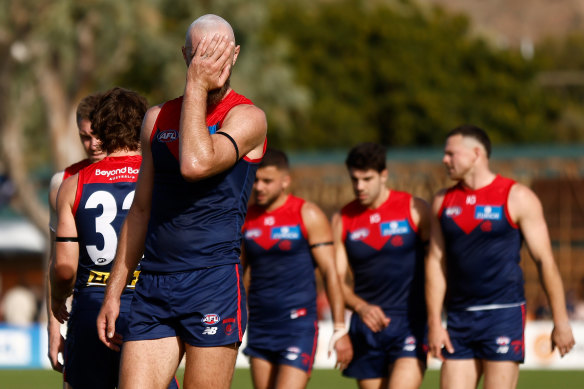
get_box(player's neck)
[263,193,289,213]
[368,187,390,210]
[107,150,141,158]
[461,168,496,191]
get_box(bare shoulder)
[431,188,448,215]
[301,200,328,224]
[49,171,65,202]
[412,196,430,214]
[223,105,267,142]
[508,182,542,221]
[142,104,163,134]
[57,173,79,208]
[50,171,65,192]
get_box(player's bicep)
[412,197,431,243]
[332,213,350,280]
[302,202,335,270]
[510,184,553,264]
[129,107,158,216]
[214,105,267,162]
[427,192,447,265]
[54,176,80,275]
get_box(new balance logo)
[202,327,218,335]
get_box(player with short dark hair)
[50,87,180,389]
[333,142,430,389]
[242,148,353,389]
[426,125,575,389]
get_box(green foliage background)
[2,0,584,168]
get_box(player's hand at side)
[551,321,575,357]
[428,323,454,361]
[50,296,70,324]
[47,320,65,372]
[97,298,123,352]
[187,33,233,92]
[332,333,353,370]
[356,303,390,333]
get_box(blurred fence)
[288,146,584,318]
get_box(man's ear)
[232,45,241,65]
[282,173,291,190]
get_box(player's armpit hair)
[55,237,79,242]
[309,241,333,250]
[216,131,239,163]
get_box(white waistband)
[465,302,525,311]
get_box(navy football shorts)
[64,292,179,389]
[444,304,526,362]
[343,311,427,380]
[244,318,318,373]
[124,264,247,347]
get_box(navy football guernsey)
[341,191,426,314]
[72,155,142,297]
[439,175,525,310]
[243,195,317,324]
[143,91,264,273]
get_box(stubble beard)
[207,77,231,108]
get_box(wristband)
[328,325,349,356]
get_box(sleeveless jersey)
[64,159,91,180]
[341,191,426,314]
[438,175,524,310]
[143,90,264,272]
[243,195,317,324]
[72,155,142,297]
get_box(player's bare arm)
[410,196,431,245]
[97,107,157,352]
[332,212,390,333]
[179,34,267,181]
[508,183,575,357]
[425,190,454,360]
[50,174,80,324]
[302,202,353,369]
[46,171,66,372]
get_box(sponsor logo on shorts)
[290,308,307,319]
[201,314,220,325]
[157,129,177,143]
[223,318,235,336]
[271,225,301,240]
[202,327,218,335]
[444,206,462,217]
[403,336,416,352]
[475,205,502,220]
[380,219,410,236]
[86,270,140,288]
[496,336,510,354]
[349,228,369,241]
[245,228,262,239]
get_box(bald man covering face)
[97,14,267,389]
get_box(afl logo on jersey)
[245,228,262,239]
[201,313,220,325]
[157,129,178,143]
[444,206,462,217]
[349,228,369,241]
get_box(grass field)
[0,368,583,388]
